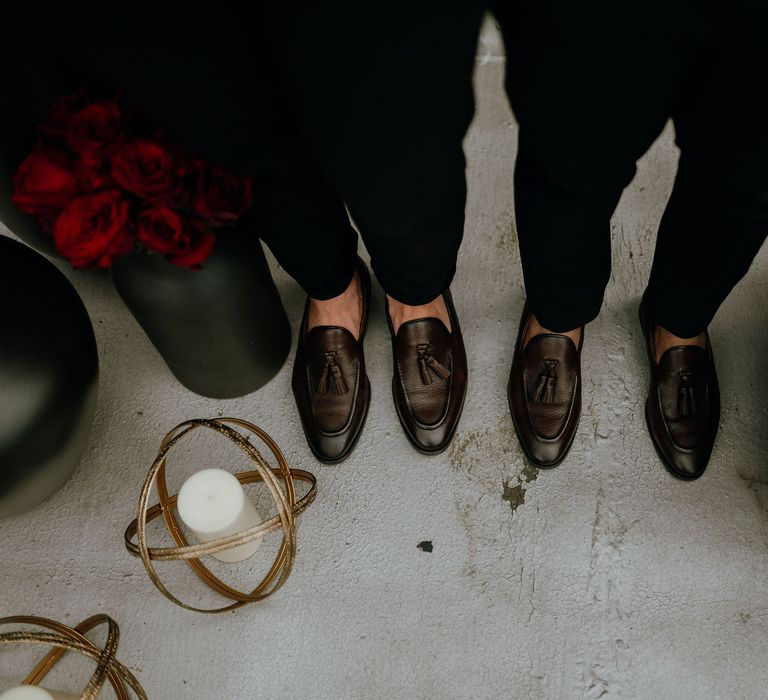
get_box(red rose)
[53,190,134,268]
[137,207,215,267]
[136,206,186,254]
[74,160,113,193]
[192,164,253,224]
[39,91,88,142]
[12,148,79,217]
[111,139,186,204]
[66,100,125,160]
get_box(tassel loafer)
[507,302,583,468]
[639,295,720,480]
[386,289,468,454]
[291,259,372,464]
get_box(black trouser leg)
[645,50,768,337]
[506,2,767,334]
[268,2,484,305]
[512,144,621,332]
[501,1,690,332]
[248,125,359,301]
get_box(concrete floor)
[2,20,768,700]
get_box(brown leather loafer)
[386,290,467,454]
[639,296,720,480]
[291,260,371,464]
[507,303,582,468]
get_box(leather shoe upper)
[388,290,467,454]
[640,298,719,479]
[508,304,582,467]
[291,261,371,463]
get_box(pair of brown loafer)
[292,258,467,463]
[508,299,720,479]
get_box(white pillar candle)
[176,468,263,563]
[0,687,80,700]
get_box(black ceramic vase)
[111,226,291,399]
[0,235,99,517]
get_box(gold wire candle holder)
[0,614,146,699]
[124,418,317,613]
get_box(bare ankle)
[653,325,706,364]
[308,270,364,340]
[523,313,582,349]
[387,293,452,334]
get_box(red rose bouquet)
[11,90,253,269]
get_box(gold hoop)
[0,615,146,699]
[124,418,317,613]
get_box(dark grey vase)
[111,226,291,399]
[0,235,99,517]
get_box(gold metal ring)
[0,614,146,699]
[124,418,317,613]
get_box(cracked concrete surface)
[2,20,767,700]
